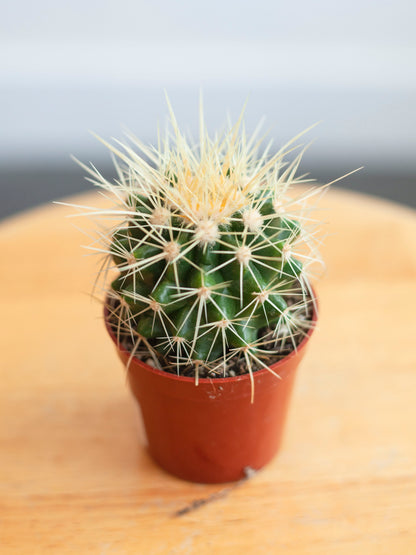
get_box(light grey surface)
[3,0,414,44]
[2,0,415,167]
[1,0,415,217]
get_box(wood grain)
[1,188,415,554]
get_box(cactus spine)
[79,103,323,380]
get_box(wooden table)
[1,188,415,554]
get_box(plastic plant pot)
[104,302,317,484]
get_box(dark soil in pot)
[106,292,315,379]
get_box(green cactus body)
[108,189,312,370]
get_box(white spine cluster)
[63,98,359,386]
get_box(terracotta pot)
[104,302,317,484]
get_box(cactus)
[75,102,330,384]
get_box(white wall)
[1,0,415,170]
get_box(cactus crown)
[76,102,326,382]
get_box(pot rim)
[104,288,318,384]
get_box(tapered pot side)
[104,299,317,484]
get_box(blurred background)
[1,0,415,220]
